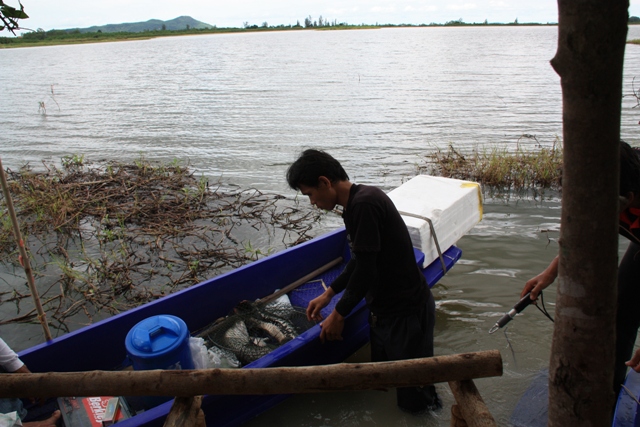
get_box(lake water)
[1,25,640,426]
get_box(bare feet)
[23,410,61,427]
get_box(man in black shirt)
[286,149,441,413]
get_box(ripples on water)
[1,26,640,426]
[1,26,640,191]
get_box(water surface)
[1,25,639,426]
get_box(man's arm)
[329,258,355,294]
[334,251,378,317]
[306,287,336,322]
[0,337,25,373]
[317,251,378,343]
[306,258,356,322]
[521,255,558,300]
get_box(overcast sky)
[4,0,640,30]
[9,0,640,32]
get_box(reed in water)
[0,156,322,333]
[0,141,562,333]
[420,136,563,195]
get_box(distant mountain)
[69,16,214,33]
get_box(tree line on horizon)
[242,15,557,30]
[1,15,564,46]
[3,6,640,46]
[3,0,640,38]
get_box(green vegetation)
[0,15,562,49]
[419,137,563,194]
[2,4,640,49]
[0,0,28,34]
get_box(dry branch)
[0,158,322,333]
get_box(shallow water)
[244,194,569,427]
[1,25,640,426]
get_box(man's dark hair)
[620,140,640,196]
[286,149,350,190]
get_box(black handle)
[490,292,533,333]
[513,292,534,313]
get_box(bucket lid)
[125,315,189,358]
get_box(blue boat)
[17,227,461,427]
[613,369,640,426]
[510,366,640,426]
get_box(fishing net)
[198,298,316,366]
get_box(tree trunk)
[0,350,501,398]
[549,1,629,425]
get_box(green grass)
[419,138,563,193]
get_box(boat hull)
[511,367,640,427]
[18,227,461,427]
[613,369,640,427]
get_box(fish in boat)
[13,175,479,427]
[220,318,272,365]
[233,300,299,344]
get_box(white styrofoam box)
[387,175,483,268]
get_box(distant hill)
[68,16,214,33]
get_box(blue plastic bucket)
[125,314,194,371]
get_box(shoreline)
[0,23,560,50]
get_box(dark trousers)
[614,241,640,395]
[369,290,439,413]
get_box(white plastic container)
[388,175,483,267]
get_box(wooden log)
[0,350,501,398]
[450,404,468,427]
[164,396,205,427]
[448,379,497,427]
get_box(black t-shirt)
[330,184,428,317]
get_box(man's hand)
[627,348,640,373]
[306,288,335,322]
[319,309,345,343]
[12,364,31,374]
[521,255,559,300]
